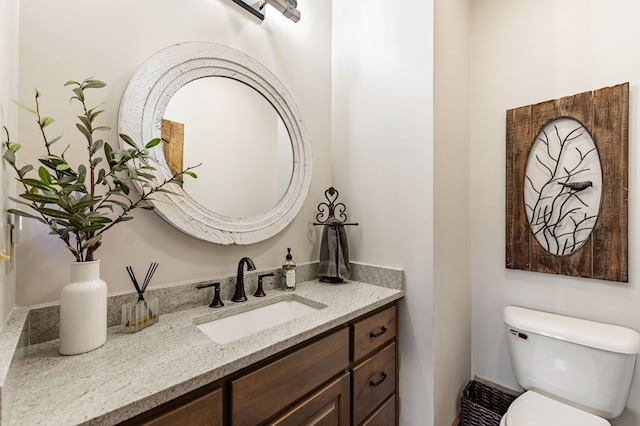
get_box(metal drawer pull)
[369,326,387,338]
[369,372,387,387]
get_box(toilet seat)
[500,391,610,426]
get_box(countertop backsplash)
[24,261,403,346]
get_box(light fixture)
[260,0,300,22]
[231,0,300,23]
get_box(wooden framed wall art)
[506,83,629,282]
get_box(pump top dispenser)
[281,248,296,291]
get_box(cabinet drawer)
[351,305,396,361]
[268,372,350,426]
[361,394,396,426]
[351,342,396,425]
[137,386,222,426]
[232,327,350,425]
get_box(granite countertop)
[3,279,403,425]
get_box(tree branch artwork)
[506,83,628,282]
[524,118,601,256]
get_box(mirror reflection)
[162,77,293,218]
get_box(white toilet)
[501,305,640,426]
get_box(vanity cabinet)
[121,301,398,426]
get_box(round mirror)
[118,42,312,245]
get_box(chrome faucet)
[232,257,256,302]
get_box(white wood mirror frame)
[118,42,312,245]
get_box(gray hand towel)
[318,218,350,282]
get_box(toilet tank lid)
[504,306,640,354]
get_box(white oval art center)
[524,117,602,256]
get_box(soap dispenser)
[281,248,296,291]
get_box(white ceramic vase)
[59,260,107,356]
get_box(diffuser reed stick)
[122,263,160,333]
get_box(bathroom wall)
[14,2,640,425]
[15,0,332,306]
[0,0,18,324]
[332,1,438,424]
[470,2,640,425]
[433,0,472,424]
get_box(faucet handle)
[197,282,224,308]
[254,273,275,297]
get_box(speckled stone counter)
[2,279,403,425]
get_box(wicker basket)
[460,380,519,426]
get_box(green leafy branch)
[2,78,197,262]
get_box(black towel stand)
[313,187,357,283]
[312,187,359,227]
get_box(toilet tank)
[504,306,640,418]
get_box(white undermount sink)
[196,299,323,344]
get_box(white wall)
[434,0,471,424]
[0,0,19,324]
[332,1,436,424]
[15,0,332,306]
[471,2,640,425]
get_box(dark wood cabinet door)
[231,328,350,425]
[268,372,350,426]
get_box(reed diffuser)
[122,263,159,333]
